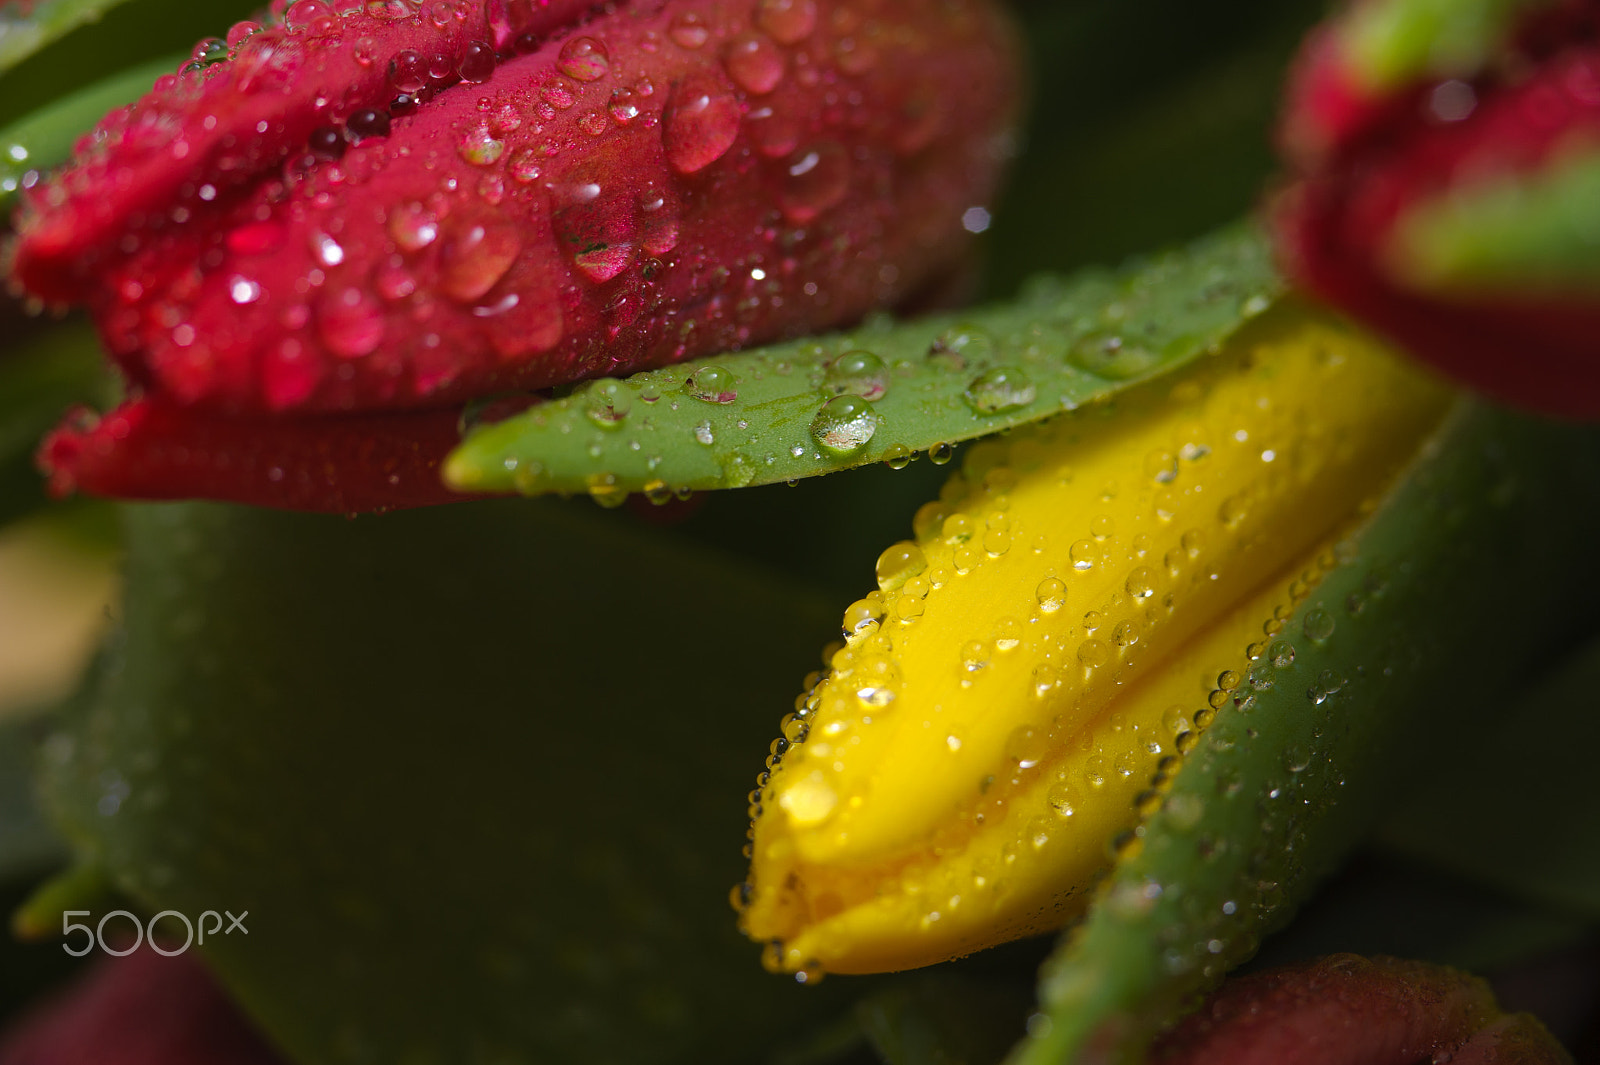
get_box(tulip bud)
[738,302,1453,975]
[1274,0,1600,419]
[12,0,1020,510]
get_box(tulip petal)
[37,394,487,512]
[444,225,1280,501]
[13,0,1020,418]
[1012,402,1600,1064]
[740,302,1454,976]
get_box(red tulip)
[1273,0,1600,419]
[0,947,283,1065]
[1151,955,1572,1065]
[13,0,1020,510]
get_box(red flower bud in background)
[1274,0,1600,420]
[1151,955,1572,1065]
[12,0,1021,511]
[0,947,284,1065]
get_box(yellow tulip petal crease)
[737,301,1454,976]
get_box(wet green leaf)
[1011,403,1600,1064]
[0,55,173,210]
[445,225,1280,502]
[1376,633,1600,918]
[0,0,137,75]
[40,498,858,1064]
[0,320,111,530]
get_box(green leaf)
[40,498,861,1064]
[445,225,1281,502]
[0,55,173,210]
[0,320,112,530]
[1376,633,1600,918]
[0,0,137,75]
[1011,403,1600,1064]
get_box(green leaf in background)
[445,226,1280,502]
[1377,633,1600,919]
[0,320,112,530]
[1011,403,1600,1064]
[0,55,173,210]
[0,0,136,75]
[38,497,871,1064]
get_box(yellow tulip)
[738,300,1453,976]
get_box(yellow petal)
[739,301,1454,975]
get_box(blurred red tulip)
[1151,954,1571,1065]
[1274,0,1600,419]
[0,947,283,1065]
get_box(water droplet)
[439,216,521,301]
[1070,539,1097,571]
[1078,639,1109,668]
[779,773,837,825]
[228,276,262,304]
[457,39,496,83]
[1048,780,1080,818]
[389,49,427,93]
[347,108,391,141]
[387,202,439,252]
[824,350,888,400]
[779,142,850,223]
[1269,641,1295,668]
[993,617,1022,651]
[668,10,710,48]
[584,380,632,428]
[662,75,741,173]
[1036,577,1066,613]
[756,0,817,43]
[810,395,879,456]
[875,542,926,592]
[960,640,990,672]
[723,33,785,94]
[1068,331,1159,379]
[684,365,737,403]
[309,229,345,267]
[317,285,384,357]
[964,367,1036,414]
[929,442,955,465]
[458,122,505,166]
[1125,567,1155,600]
[1302,609,1335,642]
[558,37,610,81]
[692,420,715,445]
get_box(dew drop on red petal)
[723,33,785,94]
[389,49,427,93]
[779,141,850,223]
[669,11,710,49]
[457,39,496,83]
[558,37,611,81]
[439,216,522,301]
[756,0,817,44]
[662,76,741,174]
[637,188,680,256]
[318,285,385,357]
[387,201,440,251]
[747,106,799,157]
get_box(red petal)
[0,947,283,1065]
[1150,955,1569,1065]
[15,0,1021,417]
[38,396,484,512]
